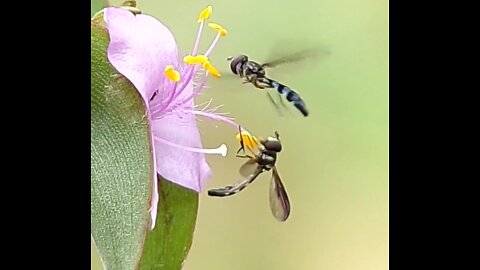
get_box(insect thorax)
[244,61,265,77]
[257,150,277,169]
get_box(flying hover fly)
[208,128,291,221]
[227,49,322,117]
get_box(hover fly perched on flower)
[208,128,291,221]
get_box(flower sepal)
[91,18,156,270]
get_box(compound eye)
[263,139,282,152]
[229,55,247,74]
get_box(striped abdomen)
[263,78,309,117]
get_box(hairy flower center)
[147,6,245,158]
[149,5,227,118]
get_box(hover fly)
[208,128,291,221]
[227,49,320,117]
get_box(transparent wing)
[269,167,291,221]
[208,166,263,197]
[265,90,284,117]
[261,47,328,69]
[239,158,259,177]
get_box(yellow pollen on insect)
[164,65,180,82]
[202,61,221,77]
[208,23,228,37]
[183,55,209,65]
[236,131,259,150]
[197,6,212,23]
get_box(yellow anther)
[164,65,180,82]
[183,55,208,65]
[208,23,228,37]
[183,55,220,77]
[197,6,212,23]
[202,61,221,77]
[236,131,259,151]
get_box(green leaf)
[91,15,154,270]
[91,0,110,17]
[139,177,199,270]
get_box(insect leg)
[245,74,266,89]
[236,154,254,159]
[252,78,266,89]
[266,91,285,117]
[276,91,291,114]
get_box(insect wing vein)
[269,167,291,221]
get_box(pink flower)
[103,6,242,229]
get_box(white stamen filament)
[192,21,204,56]
[204,33,221,57]
[154,136,228,156]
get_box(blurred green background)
[92,0,388,269]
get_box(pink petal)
[104,7,212,195]
[104,7,179,101]
[152,82,212,192]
